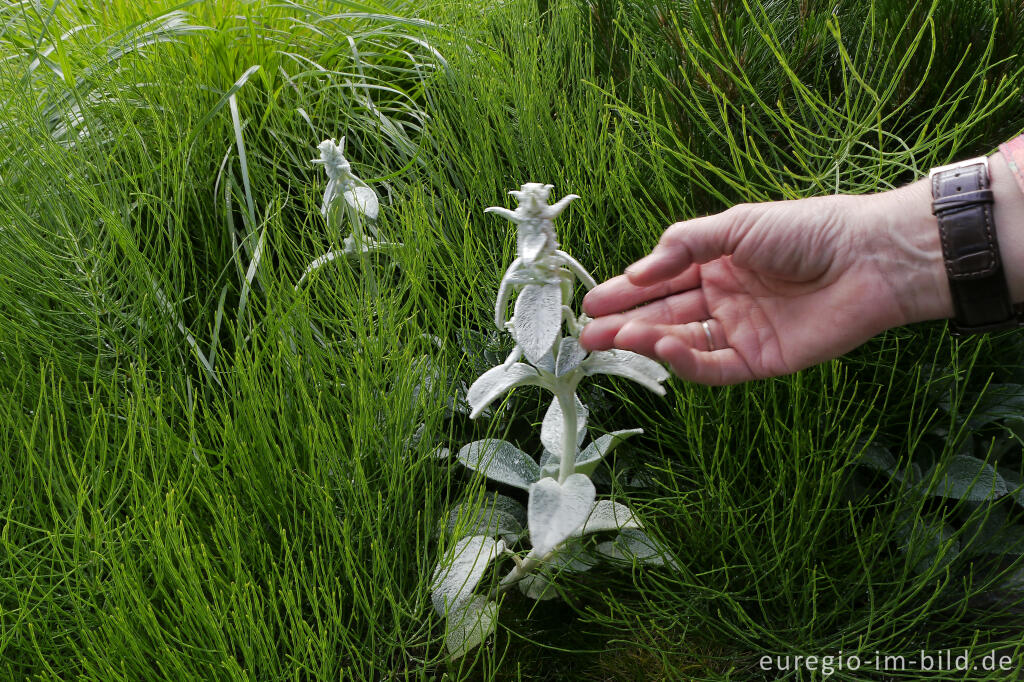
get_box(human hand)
[578,182,957,385]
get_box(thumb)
[625,205,750,287]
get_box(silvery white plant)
[297,137,398,288]
[430,183,678,659]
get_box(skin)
[578,151,1024,386]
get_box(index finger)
[624,209,747,287]
[582,264,700,318]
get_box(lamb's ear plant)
[430,183,678,659]
[855,380,1024,584]
[297,137,399,289]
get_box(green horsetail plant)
[430,183,678,659]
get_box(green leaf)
[924,454,1008,502]
[998,469,1024,507]
[892,512,960,575]
[858,444,896,474]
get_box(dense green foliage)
[1,0,1023,679]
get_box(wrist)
[868,152,1024,327]
[867,178,953,325]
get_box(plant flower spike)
[430,183,678,659]
[297,137,398,288]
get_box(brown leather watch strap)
[930,157,1023,334]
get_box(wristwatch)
[929,155,1024,334]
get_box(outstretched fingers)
[591,318,754,385]
[579,287,708,351]
[600,318,723,356]
[583,265,700,318]
[625,209,747,287]
[653,335,754,386]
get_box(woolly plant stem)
[556,388,577,484]
[488,547,562,601]
[348,207,378,297]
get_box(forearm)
[869,146,1024,326]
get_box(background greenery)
[1,0,1023,679]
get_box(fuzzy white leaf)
[528,474,596,557]
[554,250,597,290]
[572,429,644,476]
[519,230,548,262]
[583,349,669,395]
[518,571,558,600]
[494,258,523,329]
[539,429,641,479]
[533,347,556,375]
[595,528,678,569]
[998,566,1024,594]
[538,449,559,480]
[320,177,339,218]
[513,283,563,364]
[295,250,346,289]
[457,439,540,491]
[959,505,1024,556]
[405,423,426,449]
[445,502,524,545]
[431,535,505,616]
[483,492,527,526]
[343,186,379,220]
[555,336,587,376]
[547,538,599,573]
[539,395,587,462]
[483,205,518,223]
[519,538,597,601]
[466,363,542,419]
[575,500,642,536]
[858,445,897,474]
[443,595,498,659]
